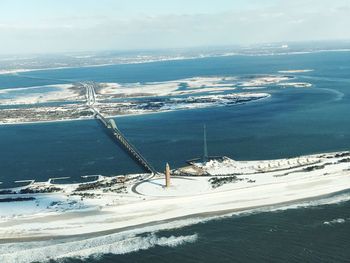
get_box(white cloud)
[0,0,349,54]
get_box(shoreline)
[1,49,350,77]
[1,187,349,244]
[1,154,350,241]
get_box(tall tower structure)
[165,163,171,187]
[203,124,208,162]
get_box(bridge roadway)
[82,82,158,175]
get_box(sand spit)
[0,151,350,241]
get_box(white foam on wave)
[0,233,198,263]
[323,218,348,226]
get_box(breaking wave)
[0,233,198,263]
[324,218,348,226]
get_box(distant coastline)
[1,48,350,77]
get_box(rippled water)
[1,52,350,262]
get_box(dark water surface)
[64,198,350,263]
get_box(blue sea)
[1,51,350,262]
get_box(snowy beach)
[1,152,350,241]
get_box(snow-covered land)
[0,73,314,124]
[97,77,237,98]
[1,151,350,244]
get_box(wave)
[0,233,198,263]
[323,218,347,226]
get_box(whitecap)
[0,233,198,263]
[323,218,346,226]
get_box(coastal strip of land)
[0,152,349,241]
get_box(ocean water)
[63,196,350,263]
[1,51,350,262]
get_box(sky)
[0,0,350,54]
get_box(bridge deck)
[95,111,157,174]
[83,82,157,174]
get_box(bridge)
[82,82,157,175]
